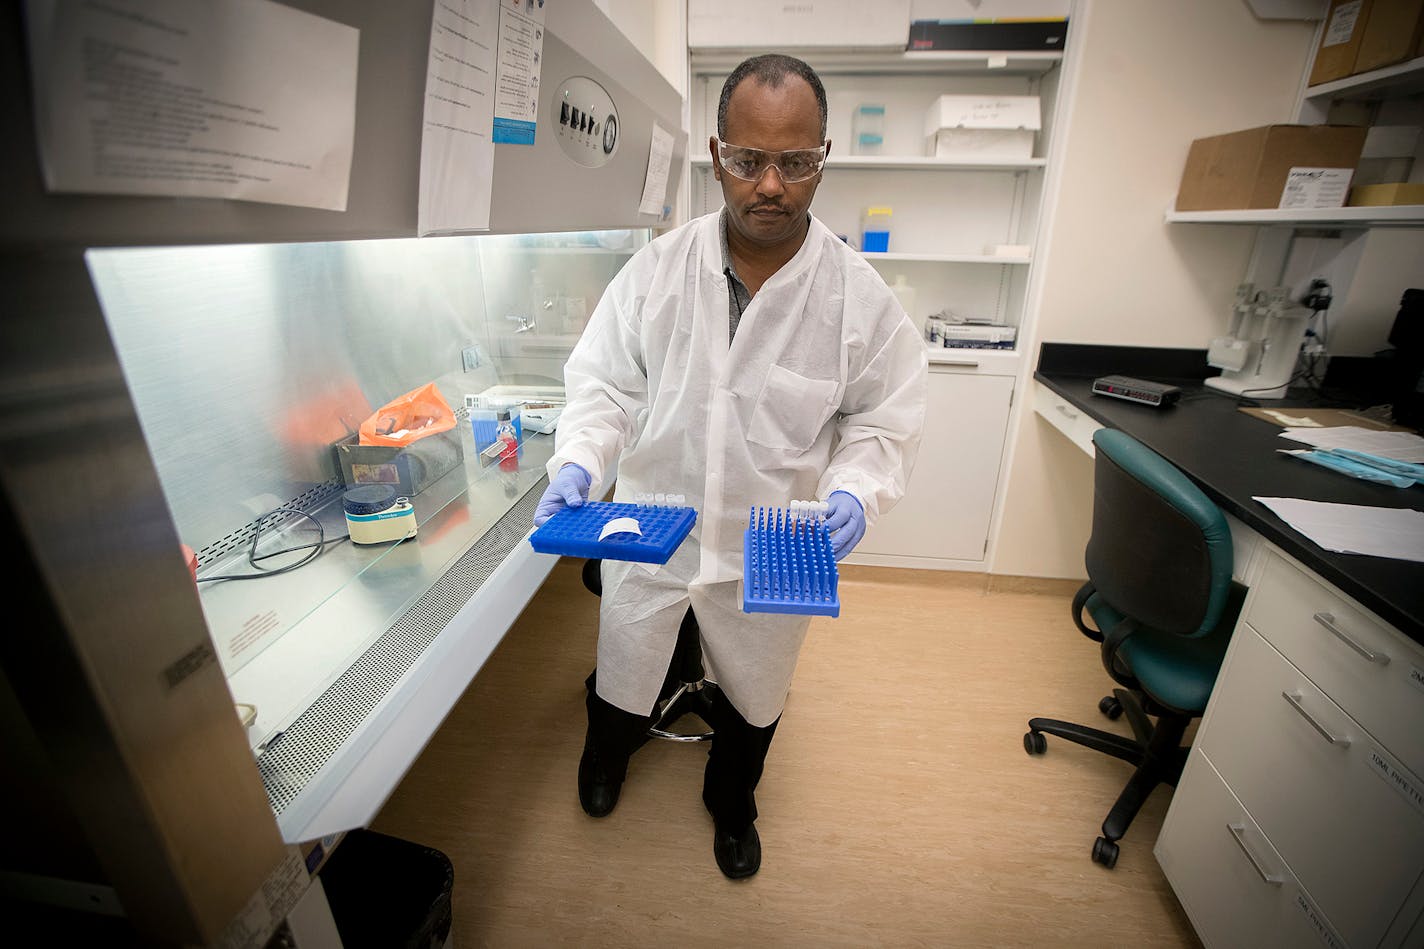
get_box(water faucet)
[506,314,535,333]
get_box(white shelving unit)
[687,29,1077,569]
[1164,52,1424,292]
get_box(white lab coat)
[550,210,927,726]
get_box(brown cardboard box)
[1175,125,1368,211]
[1347,182,1424,205]
[1310,0,1373,85]
[1354,0,1424,73]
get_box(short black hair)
[716,54,827,141]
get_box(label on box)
[1279,167,1352,209]
[1323,0,1362,47]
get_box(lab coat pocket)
[747,364,839,452]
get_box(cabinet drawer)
[1032,382,1100,457]
[1199,626,1424,948]
[1246,550,1424,771]
[1155,749,1347,949]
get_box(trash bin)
[318,829,454,949]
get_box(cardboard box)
[1310,0,1372,85]
[1347,181,1424,205]
[333,428,464,497]
[1354,0,1424,74]
[924,95,1040,161]
[1174,124,1367,211]
[688,0,910,49]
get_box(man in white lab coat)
[533,53,927,879]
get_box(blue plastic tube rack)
[742,505,840,617]
[528,500,696,564]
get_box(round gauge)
[553,76,618,168]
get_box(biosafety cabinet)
[0,1,685,945]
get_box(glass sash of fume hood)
[88,228,645,756]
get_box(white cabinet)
[1155,545,1424,948]
[854,361,1014,566]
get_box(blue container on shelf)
[861,206,892,253]
[529,500,696,564]
[742,504,840,617]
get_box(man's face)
[710,76,827,251]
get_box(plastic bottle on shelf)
[851,104,885,155]
[861,206,892,253]
[889,273,917,321]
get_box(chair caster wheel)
[1098,695,1123,720]
[1092,836,1119,869]
[1023,731,1047,755]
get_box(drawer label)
[1408,663,1424,695]
[1366,744,1424,817]
[1294,888,1345,949]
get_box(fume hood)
[0,1,686,944]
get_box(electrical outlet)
[461,345,482,371]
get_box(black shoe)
[713,823,761,879]
[577,745,623,818]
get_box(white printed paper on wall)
[638,123,673,217]
[23,0,358,211]
[492,0,548,144]
[419,0,500,235]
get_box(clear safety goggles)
[716,139,828,183]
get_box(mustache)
[746,203,786,213]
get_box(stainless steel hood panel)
[2,1,686,249]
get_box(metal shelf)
[863,251,1032,265]
[688,48,1063,76]
[1303,55,1424,102]
[1164,205,1424,227]
[691,155,1045,173]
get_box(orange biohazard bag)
[358,382,457,447]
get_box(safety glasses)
[716,139,828,183]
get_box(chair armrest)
[1072,581,1104,643]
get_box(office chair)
[1023,428,1248,869]
[581,558,716,743]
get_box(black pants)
[584,667,780,834]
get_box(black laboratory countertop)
[1034,343,1424,646]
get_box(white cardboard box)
[924,94,1041,160]
[688,0,911,49]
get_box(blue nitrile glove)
[824,490,865,561]
[534,464,592,527]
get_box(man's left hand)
[824,491,865,561]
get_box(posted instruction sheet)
[24,0,358,211]
[419,0,500,235]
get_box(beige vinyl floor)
[372,561,1202,948]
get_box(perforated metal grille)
[198,482,346,564]
[258,476,546,816]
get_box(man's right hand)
[533,463,592,527]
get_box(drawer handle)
[1313,612,1390,665]
[1281,691,1351,746]
[1227,823,1284,886]
[1055,403,1079,420]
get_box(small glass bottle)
[496,409,519,462]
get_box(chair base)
[1025,688,1191,868]
[647,680,717,742]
